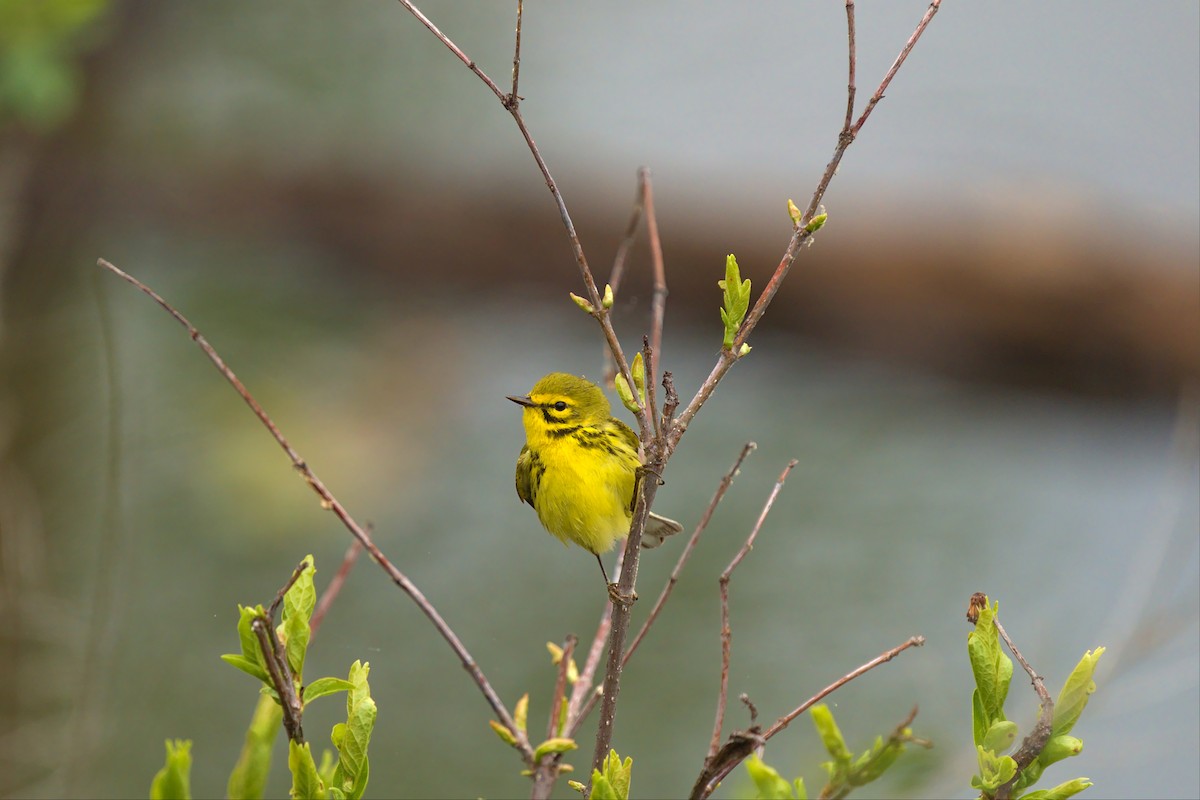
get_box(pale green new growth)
[514,692,530,735]
[279,558,317,681]
[718,254,751,350]
[614,351,646,413]
[288,741,325,800]
[532,737,578,761]
[569,292,595,314]
[602,283,614,308]
[787,198,802,226]
[745,753,806,800]
[227,694,282,800]
[805,212,828,234]
[587,750,632,800]
[329,660,376,800]
[967,595,1102,799]
[150,739,193,800]
[489,720,519,748]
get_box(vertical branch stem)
[707,460,797,760]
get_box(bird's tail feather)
[641,512,684,549]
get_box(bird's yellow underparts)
[509,372,683,591]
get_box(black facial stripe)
[545,424,582,439]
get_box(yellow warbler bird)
[508,372,683,590]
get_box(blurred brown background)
[1,2,1197,799]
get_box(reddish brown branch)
[95,258,533,763]
[696,635,926,799]
[666,0,942,456]
[992,617,1053,800]
[310,539,364,639]
[569,442,757,736]
[707,459,797,761]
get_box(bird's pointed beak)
[507,394,535,407]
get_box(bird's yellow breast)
[523,417,639,555]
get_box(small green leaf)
[982,719,1019,753]
[590,775,618,800]
[149,739,192,800]
[614,371,640,414]
[227,694,282,800]
[288,740,326,800]
[602,283,614,309]
[968,599,1012,725]
[1016,777,1093,800]
[568,779,588,795]
[787,198,802,226]
[514,693,529,735]
[793,777,807,800]
[811,705,851,764]
[1037,735,1083,769]
[557,697,569,737]
[235,604,268,671]
[532,737,578,761]
[600,750,632,800]
[971,690,988,748]
[304,677,354,706]
[222,654,270,684]
[569,292,595,314]
[974,746,1018,792]
[745,753,794,799]
[278,557,316,682]
[489,720,518,747]
[718,253,751,349]
[1052,648,1105,738]
[805,212,828,234]
[329,660,376,800]
[630,351,646,405]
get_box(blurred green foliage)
[0,0,109,131]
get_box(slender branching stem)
[707,460,797,761]
[95,258,534,763]
[695,635,927,799]
[993,618,1054,800]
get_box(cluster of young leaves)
[718,254,752,356]
[744,703,924,800]
[569,750,633,800]
[149,555,377,800]
[969,599,1104,800]
[488,642,580,773]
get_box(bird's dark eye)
[554,401,567,411]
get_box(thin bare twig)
[531,634,578,800]
[643,169,668,439]
[667,0,942,455]
[696,635,926,799]
[95,258,533,762]
[396,0,647,440]
[310,539,364,639]
[992,618,1053,800]
[508,0,524,105]
[602,170,650,384]
[626,442,757,663]
[707,460,798,761]
[843,1,857,134]
[568,442,757,737]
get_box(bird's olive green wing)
[515,444,535,506]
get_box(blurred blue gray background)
[0,2,1197,799]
